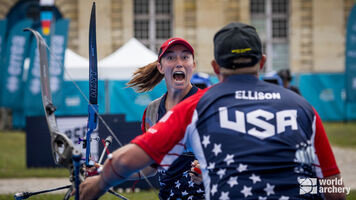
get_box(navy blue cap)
[214,22,263,69]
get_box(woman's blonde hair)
[126,61,164,93]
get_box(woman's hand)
[189,160,203,185]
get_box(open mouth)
[173,71,186,82]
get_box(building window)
[251,0,265,14]
[134,20,149,39]
[134,0,172,52]
[251,0,289,72]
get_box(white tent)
[98,37,157,80]
[63,38,157,80]
[64,49,89,80]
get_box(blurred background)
[0,0,356,199]
[0,0,356,128]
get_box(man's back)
[191,74,332,199]
[132,23,340,200]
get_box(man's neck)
[220,72,259,82]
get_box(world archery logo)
[298,177,317,194]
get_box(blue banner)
[48,19,69,110]
[57,80,106,116]
[0,19,7,58]
[0,19,7,105]
[299,73,346,121]
[345,4,356,102]
[24,19,69,116]
[109,81,166,121]
[0,19,32,109]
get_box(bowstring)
[43,38,158,197]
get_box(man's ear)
[157,62,164,74]
[211,60,220,75]
[259,55,267,70]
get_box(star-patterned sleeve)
[313,107,340,178]
[131,89,208,167]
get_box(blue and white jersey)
[133,74,339,200]
[141,86,205,199]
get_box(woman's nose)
[176,57,184,67]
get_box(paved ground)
[0,178,70,194]
[333,146,356,190]
[0,146,355,195]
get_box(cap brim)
[158,40,194,61]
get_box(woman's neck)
[165,84,193,111]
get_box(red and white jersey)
[132,74,339,199]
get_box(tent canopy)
[64,38,157,80]
[64,49,89,80]
[99,37,157,68]
[98,38,157,80]
[65,49,89,68]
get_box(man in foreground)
[80,22,345,200]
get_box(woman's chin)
[172,82,188,90]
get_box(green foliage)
[324,122,356,149]
[0,131,67,178]
[349,190,356,199]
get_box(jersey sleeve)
[131,89,207,166]
[313,108,340,177]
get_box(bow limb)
[25,28,76,169]
[85,2,99,167]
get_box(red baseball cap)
[158,37,194,62]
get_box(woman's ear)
[157,62,164,74]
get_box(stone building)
[0,0,355,73]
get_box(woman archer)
[127,37,205,200]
